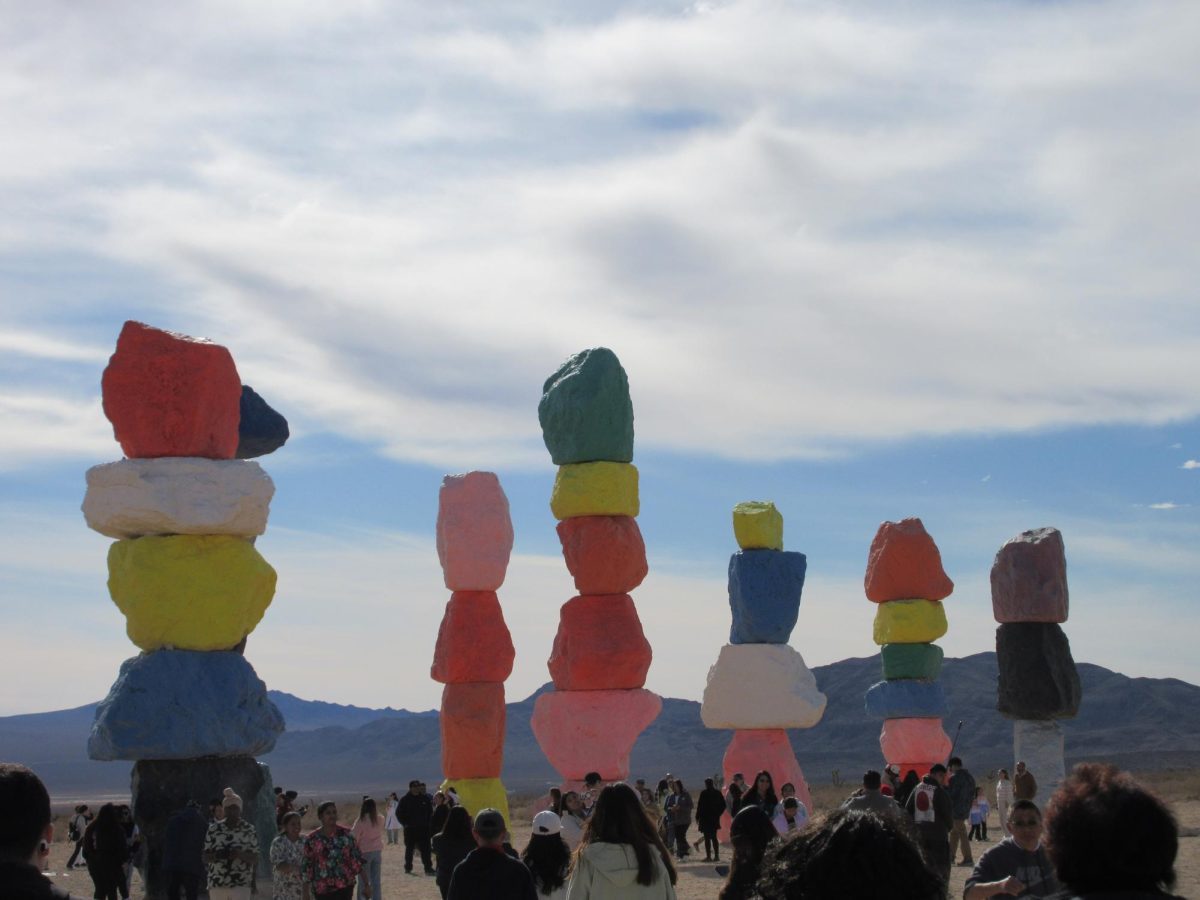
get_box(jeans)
[358,849,382,900]
[386,829,400,845]
[672,824,690,859]
[700,828,720,859]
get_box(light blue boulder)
[89,650,285,761]
[728,549,808,644]
[864,679,948,719]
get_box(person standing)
[695,779,726,862]
[842,770,902,823]
[663,780,693,861]
[964,800,1059,899]
[905,764,954,888]
[83,804,129,900]
[65,805,92,870]
[725,773,747,818]
[565,784,677,899]
[350,797,384,900]
[1012,763,1037,803]
[397,780,434,875]
[522,811,571,900]
[162,801,208,900]
[383,793,401,846]
[430,791,451,839]
[948,757,977,867]
[995,770,1014,837]
[447,809,537,900]
[432,807,476,900]
[269,812,305,900]
[739,771,779,819]
[558,792,586,851]
[718,806,777,900]
[969,788,990,842]
[202,789,259,900]
[0,762,85,900]
[302,802,368,900]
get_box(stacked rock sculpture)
[864,518,954,777]
[83,321,287,896]
[531,349,661,792]
[701,501,826,831]
[431,471,516,821]
[991,527,1080,806]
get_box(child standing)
[968,786,990,841]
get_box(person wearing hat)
[65,804,92,869]
[446,808,537,900]
[202,788,259,900]
[522,811,570,899]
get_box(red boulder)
[440,683,505,779]
[864,517,954,603]
[548,595,652,691]
[556,516,648,594]
[431,591,515,684]
[101,321,242,459]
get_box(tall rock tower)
[531,348,660,791]
[864,518,954,777]
[991,527,1080,806]
[84,321,288,896]
[701,501,825,822]
[431,471,516,820]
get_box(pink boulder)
[531,689,661,780]
[431,591,515,684]
[990,527,1069,623]
[101,321,242,459]
[556,516,648,594]
[440,683,505,779]
[436,472,514,592]
[864,518,954,603]
[721,729,813,812]
[548,595,652,691]
[879,717,951,766]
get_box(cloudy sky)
[1,0,1197,719]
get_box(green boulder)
[881,642,943,680]
[538,348,634,464]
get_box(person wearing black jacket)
[695,778,727,861]
[0,763,85,900]
[446,809,535,900]
[431,807,475,900]
[397,780,435,875]
[162,801,208,900]
[905,764,954,889]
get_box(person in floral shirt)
[203,788,259,900]
[302,802,370,900]
[270,811,305,900]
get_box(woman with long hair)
[523,810,572,899]
[663,780,693,861]
[718,806,777,900]
[429,791,450,838]
[549,788,564,817]
[430,806,475,900]
[565,782,677,899]
[350,797,383,900]
[383,792,401,845]
[560,791,587,851]
[695,778,726,862]
[84,803,129,900]
[739,771,779,819]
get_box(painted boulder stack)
[702,501,825,832]
[531,349,661,791]
[431,471,516,821]
[84,321,288,894]
[992,527,1080,805]
[864,518,954,778]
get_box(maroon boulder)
[990,527,1069,623]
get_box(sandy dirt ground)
[43,780,1200,899]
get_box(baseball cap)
[532,810,562,835]
[474,808,506,839]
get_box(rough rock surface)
[728,549,807,644]
[1013,719,1066,807]
[879,717,952,766]
[132,757,275,896]
[89,650,284,761]
[431,591,515,684]
[991,527,1069,624]
[538,347,635,465]
[530,688,661,780]
[864,679,949,719]
[722,729,813,813]
[548,594,652,691]
[441,777,510,824]
[101,320,242,459]
[440,683,506,779]
[880,643,944,681]
[872,599,948,645]
[550,462,639,519]
[236,385,290,459]
[436,471,514,591]
[864,518,954,603]
[996,623,1081,719]
[557,516,648,594]
[107,535,276,651]
[83,457,274,539]
[701,644,826,729]
[732,501,784,551]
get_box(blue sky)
[1,0,1197,716]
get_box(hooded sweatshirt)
[565,842,677,900]
[446,845,537,900]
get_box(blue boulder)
[728,550,808,644]
[236,385,289,459]
[864,679,948,719]
[89,650,285,761]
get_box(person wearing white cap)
[202,788,259,900]
[522,811,571,899]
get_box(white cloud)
[1182,460,1200,470]
[1147,502,1184,510]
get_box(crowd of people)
[1,755,1186,900]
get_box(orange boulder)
[864,517,954,603]
[440,683,505,779]
[431,592,515,684]
[548,595,652,690]
[556,516,648,595]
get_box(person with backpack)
[905,764,953,889]
[66,805,92,869]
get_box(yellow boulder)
[550,462,639,519]
[873,599,947,645]
[442,777,510,823]
[732,501,783,550]
[108,535,277,651]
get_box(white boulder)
[83,458,274,539]
[701,643,827,729]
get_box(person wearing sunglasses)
[963,800,1058,899]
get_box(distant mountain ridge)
[3,654,1198,797]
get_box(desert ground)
[44,772,1200,898]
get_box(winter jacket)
[665,791,693,827]
[565,842,677,900]
[948,768,977,820]
[162,806,208,876]
[432,832,477,896]
[446,845,537,900]
[1013,770,1037,801]
[0,861,80,900]
[398,792,434,830]
[696,788,726,833]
